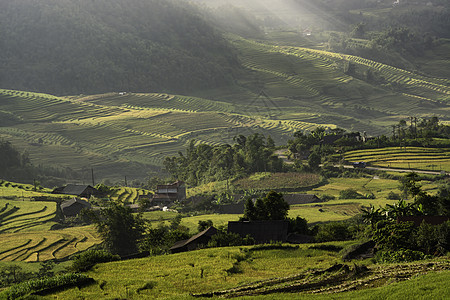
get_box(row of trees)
[163,134,283,186]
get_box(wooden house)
[52,184,99,199]
[228,220,289,243]
[60,198,91,217]
[283,194,322,205]
[152,181,186,207]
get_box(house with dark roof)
[228,220,289,243]
[170,226,217,253]
[52,184,99,198]
[283,194,322,205]
[60,198,92,217]
[152,181,186,207]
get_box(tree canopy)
[243,191,289,221]
[164,134,283,186]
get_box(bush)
[70,250,120,272]
[2,273,94,299]
[375,249,429,263]
[320,194,336,201]
[288,216,310,235]
[314,222,354,242]
[339,188,364,199]
[372,222,416,252]
[387,191,401,200]
[208,232,255,247]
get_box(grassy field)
[344,147,450,172]
[39,243,449,299]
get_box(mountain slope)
[0,0,239,95]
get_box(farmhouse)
[170,226,217,253]
[60,197,91,217]
[228,220,289,243]
[52,184,99,198]
[283,194,322,205]
[152,181,186,207]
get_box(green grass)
[43,243,450,299]
[49,243,348,299]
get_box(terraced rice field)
[0,226,100,262]
[0,199,101,262]
[344,147,450,172]
[0,34,448,181]
[109,187,153,204]
[0,88,317,180]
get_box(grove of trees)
[163,134,283,186]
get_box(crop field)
[45,243,450,299]
[51,243,348,298]
[0,226,101,262]
[0,199,58,233]
[0,180,59,199]
[0,199,101,262]
[0,33,448,182]
[344,147,450,172]
[108,187,153,204]
[233,172,321,191]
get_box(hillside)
[31,245,450,299]
[1,31,449,182]
[0,0,239,95]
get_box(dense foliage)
[242,191,290,221]
[70,250,120,272]
[1,273,93,300]
[0,140,32,180]
[164,134,283,186]
[0,0,239,95]
[85,202,146,257]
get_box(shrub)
[314,222,354,242]
[198,220,213,232]
[208,232,255,247]
[375,249,429,263]
[288,216,310,235]
[339,188,364,199]
[387,191,401,200]
[320,194,336,201]
[372,222,416,252]
[70,250,120,272]
[2,273,94,299]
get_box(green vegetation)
[0,0,239,95]
[164,134,282,186]
[234,172,321,191]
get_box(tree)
[87,202,146,257]
[198,220,213,232]
[243,191,289,221]
[308,151,321,170]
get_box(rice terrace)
[0,0,450,299]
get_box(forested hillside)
[0,0,239,95]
